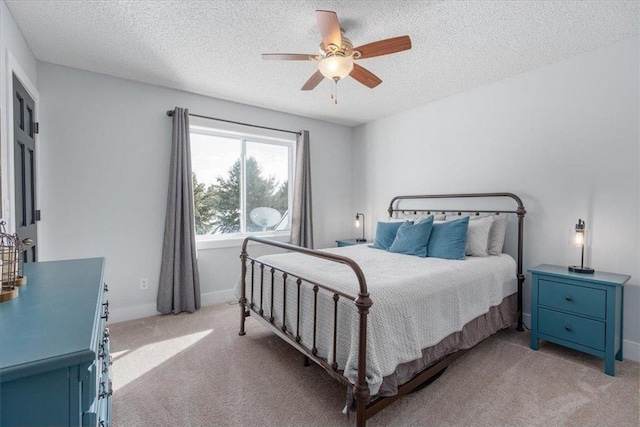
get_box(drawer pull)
[565,295,573,301]
[101,304,109,322]
[104,283,109,292]
[565,325,572,331]
[99,380,113,399]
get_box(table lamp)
[355,213,365,242]
[568,218,594,274]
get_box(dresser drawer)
[538,308,605,351]
[538,279,606,319]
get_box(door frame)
[5,50,40,258]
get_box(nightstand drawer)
[538,308,605,351]
[539,279,606,319]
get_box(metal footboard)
[239,237,372,427]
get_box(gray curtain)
[290,130,314,248]
[157,107,201,314]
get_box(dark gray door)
[13,74,37,262]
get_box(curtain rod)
[166,110,301,136]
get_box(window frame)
[189,122,296,249]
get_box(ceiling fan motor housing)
[319,36,356,58]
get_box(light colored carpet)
[110,303,639,426]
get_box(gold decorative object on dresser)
[0,221,20,302]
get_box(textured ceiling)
[6,1,639,126]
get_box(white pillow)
[387,217,409,222]
[488,214,508,255]
[397,212,445,222]
[445,213,469,221]
[465,215,493,257]
[414,214,436,224]
[444,214,509,255]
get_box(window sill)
[196,232,291,251]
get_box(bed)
[236,193,526,427]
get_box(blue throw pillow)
[388,216,434,257]
[427,216,470,260]
[369,221,408,250]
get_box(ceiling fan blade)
[301,70,324,91]
[316,10,342,49]
[262,53,318,61]
[354,35,412,59]
[350,64,382,88]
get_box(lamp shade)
[570,219,587,247]
[318,55,354,80]
[572,228,586,247]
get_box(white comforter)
[235,244,516,395]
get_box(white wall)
[352,36,640,359]
[36,62,354,322]
[0,0,38,223]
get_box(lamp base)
[568,265,595,274]
[355,238,366,242]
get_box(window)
[190,123,294,240]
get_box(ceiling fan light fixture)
[318,55,354,80]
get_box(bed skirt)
[374,293,517,398]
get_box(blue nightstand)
[336,239,368,247]
[529,264,630,376]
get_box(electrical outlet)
[140,278,148,290]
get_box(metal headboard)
[388,192,526,331]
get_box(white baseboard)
[110,289,236,324]
[200,288,236,307]
[522,312,639,362]
[623,339,640,362]
[522,312,531,329]
[109,302,159,324]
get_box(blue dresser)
[529,264,629,376]
[0,258,111,426]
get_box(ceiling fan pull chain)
[334,78,338,105]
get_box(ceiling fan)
[262,10,412,102]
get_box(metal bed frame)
[239,193,526,427]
